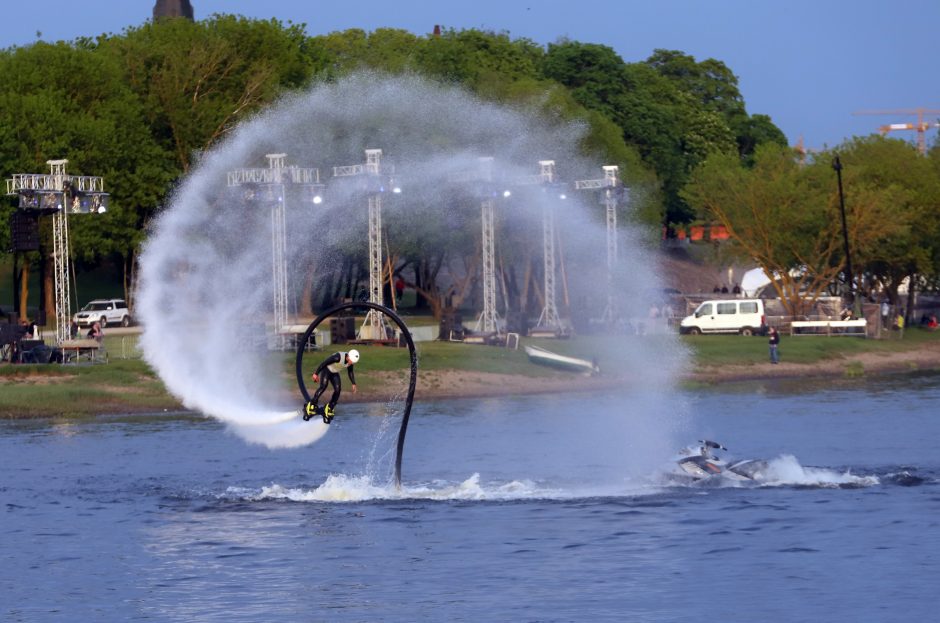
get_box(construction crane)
[853,108,940,155]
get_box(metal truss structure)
[227,154,322,350]
[460,157,502,335]
[575,165,621,322]
[333,149,392,340]
[6,159,108,344]
[534,160,562,331]
[477,197,499,334]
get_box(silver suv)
[73,299,131,328]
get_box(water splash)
[227,472,658,502]
[756,454,879,488]
[137,72,683,452]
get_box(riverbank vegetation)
[2,15,788,317]
[3,329,939,418]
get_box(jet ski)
[674,440,769,482]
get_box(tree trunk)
[299,266,315,317]
[519,258,533,314]
[18,258,30,320]
[905,271,916,324]
[43,253,54,326]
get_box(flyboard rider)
[304,349,359,424]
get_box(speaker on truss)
[18,190,40,210]
[70,192,110,214]
[10,211,40,251]
[39,191,63,212]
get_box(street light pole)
[832,155,859,315]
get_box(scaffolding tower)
[6,159,108,344]
[333,149,393,340]
[469,157,501,334]
[575,165,621,322]
[227,154,322,350]
[534,160,563,331]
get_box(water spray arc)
[137,74,681,457]
[227,154,323,350]
[294,301,418,488]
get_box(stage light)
[502,190,511,198]
[312,195,323,205]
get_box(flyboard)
[294,302,418,488]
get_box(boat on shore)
[524,344,599,375]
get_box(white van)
[680,299,766,336]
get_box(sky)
[1,0,938,152]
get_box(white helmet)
[347,349,360,364]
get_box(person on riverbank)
[304,349,359,424]
[87,321,103,342]
[768,327,780,364]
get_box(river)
[2,374,938,622]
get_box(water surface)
[3,374,938,622]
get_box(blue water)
[2,375,939,622]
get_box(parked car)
[73,299,131,328]
[679,298,767,336]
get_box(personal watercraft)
[674,440,769,482]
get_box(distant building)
[153,0,194,20]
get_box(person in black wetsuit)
[304,349,359,424]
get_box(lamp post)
[832,155,859,316]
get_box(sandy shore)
[2,342,937,419]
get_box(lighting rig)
[227,153,323,350]
[575,166,623,323]
[530,160,566,334]
[456,159,573,338]
[450,157,504,335]
[332,149,400,341]
[6,159,109,343]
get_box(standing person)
[768,326,780,364]
[881,300,890,329]
[303,349,359,424]
[394,276,405,302]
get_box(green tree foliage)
[683,141,927,314]
[0,40,172,306]
[542,44,788,230]
[100,15,314,172]
[831,136,940,306]
[2,18,798,314]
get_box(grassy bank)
[2,327,939,418]
[685,326,940,366]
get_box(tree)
[101,15,314,172]
[683,143,903,315]
[833,136,940,316]
[645,49,788,163]
[0,40,171,313]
